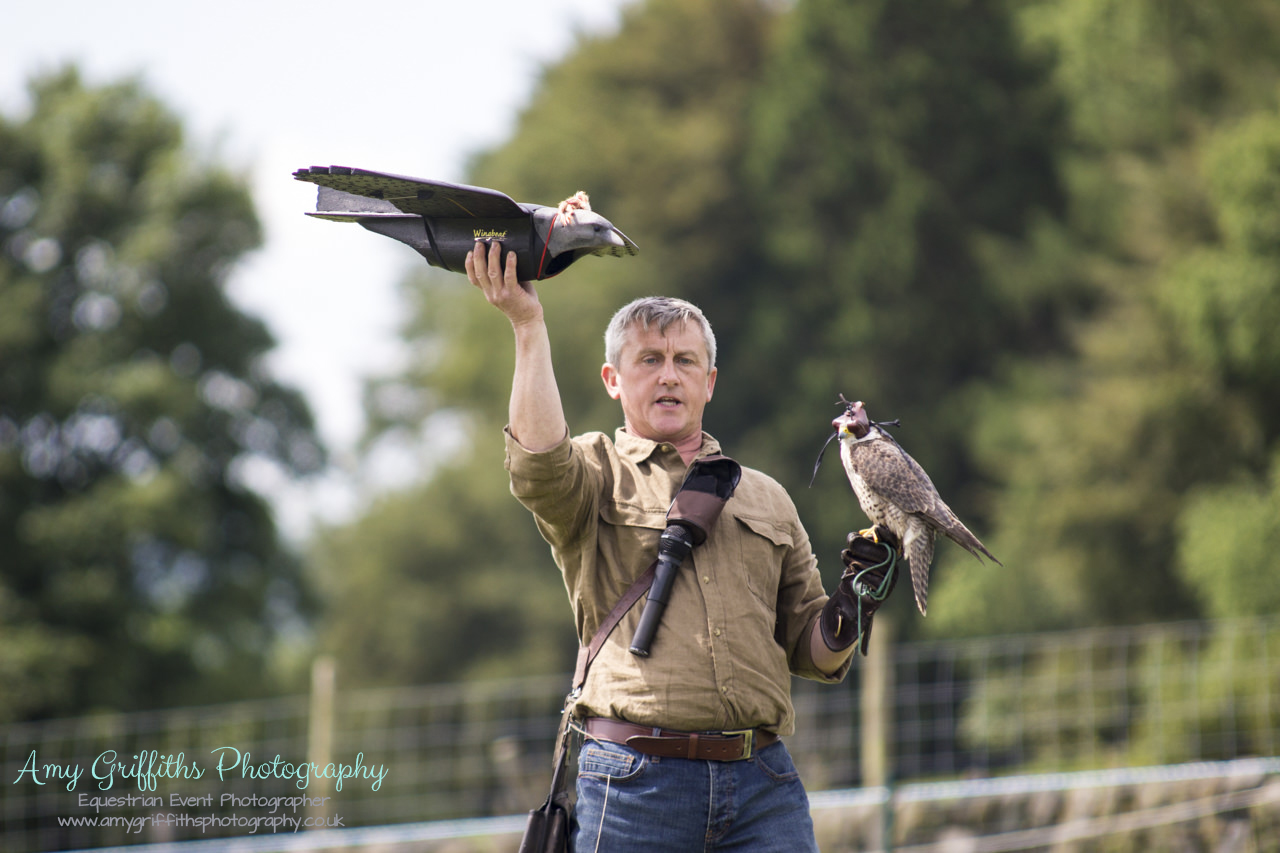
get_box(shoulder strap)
[571,560,657,692]
[543,561,656,799]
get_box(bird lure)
[294,166,638,281]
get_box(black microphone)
[628,455,740,658]
[628,523,699,657]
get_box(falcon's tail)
[944,521,1002,567]
[903,525,934,616]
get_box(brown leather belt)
[582,717,777,762]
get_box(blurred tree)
[933,2,1280,773]
[309,446,578,685]
[737,0,1075,630]
[1172,109,1280,620]
[0,68,323,721]
[932,0,1280,635]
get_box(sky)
[2,0,633,537]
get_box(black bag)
[518,791,570,853]
[519,690,573,853]
[517,561,662,853]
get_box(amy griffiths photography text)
[12,746,387,792]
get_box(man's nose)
[658,358,680,383]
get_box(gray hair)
[604,296,717,369]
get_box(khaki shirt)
[505,427,848,736]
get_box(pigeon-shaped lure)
[294,166,638,281]
[813,397,1001,615]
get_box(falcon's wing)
[853,435,944,515]
[293,166,528,219]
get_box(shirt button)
[713,627,722,637]
[702,575,710,584]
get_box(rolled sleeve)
[774,505,850,684]
[504,426,595,548]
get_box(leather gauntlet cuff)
[820,528,899,655]
[820,585,865,652]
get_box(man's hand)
[821,526,900,655]
[465,239,567,453]
[465,240,543,328]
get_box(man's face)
[601,320,717,448]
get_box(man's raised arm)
[466,240,568,452]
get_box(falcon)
[294,166,638,281]
[816,397,1000,615]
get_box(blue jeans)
[570,737,819,852]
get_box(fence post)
[861,615,894,851]
[308,655,336,826]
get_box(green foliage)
[958,620,1280,772]
[732,0,1075,617]
[1129,622,1280,764]
[924,3,1280,770]
[0,68,323,721]
[1162,110,1280,626]
[310,460,577,685]
[1177,453,1280,620]
[933,0,1280,637]
[959,637,1137,771]
[1020,0,1280,151]
[1204,111,1280,254]
[1163,111,1280,408]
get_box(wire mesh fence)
[3,615,1278,851]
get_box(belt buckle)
[722,728,754,760]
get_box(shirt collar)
[613,427,722,464]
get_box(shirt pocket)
[599,501,668,531]
[597,501,669,581]
[732,514,792,607]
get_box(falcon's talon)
[858,527,880,544]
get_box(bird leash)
[849,545,898,655]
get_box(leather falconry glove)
[820,525,901,656]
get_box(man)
[466,240,897,852]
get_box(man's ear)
[601,363,621,400]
